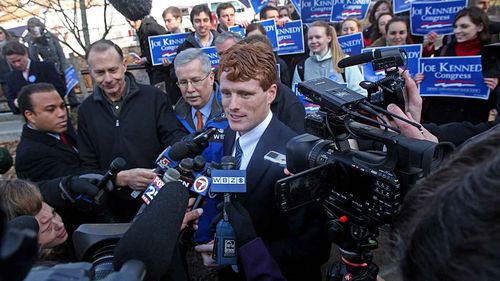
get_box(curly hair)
[218,42,277,91]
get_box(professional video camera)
[277,48,454,281]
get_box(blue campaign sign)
[148,32,189,66]
[258,19,279,51]
[338,32,364,56]
[410,0,467,36]
[301,0,333,24]
[277,20,305,55]
[250,0,269,14]
[291,0,302,15]
[64,66,78,96]
[419,56,489,100]
[210,169,247,193]
[239,0,251,8]
[201,47,220,69]
[229,25,246,38]
[393,0,413,14]
[362,44,422,81]
[330,0,370,22]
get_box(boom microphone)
[113,181,189,281]
[108,0,152,21]
[337,48,403,68]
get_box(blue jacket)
[175,84,228,243]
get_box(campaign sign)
[64,66,78,96]
[229,25,246,38]
[291,0,302,15]
[362,44,422,82]
[294,84,321,114]
[240,0,251,8]
[338,32,364,56]
[330,0,370,22]
[410,0,467,36]
[210,169,247,193]
[419,56,489,100]
[393,0,413,14]
[258,19,279,51]
[277,20,305,55]
[201,47,220,69]
[301,0,333,24]
[148,32,189,66]
[250,0,269,14]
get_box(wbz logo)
[212,177,245,185]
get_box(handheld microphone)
[108,0,152,21]
[113,181,189,281]
[337,48,403,68]
[154,142,191,174]
[212,156,247,265]
[94,157,126,206]
[141,168,181,205]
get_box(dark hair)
[2,40,27,57]
[190,4,212,24]
[0,179,43,221]
[241,34,273,50]
[278,6,290,18]
[385,17,413,44]
[85,39,123,61]
[368,0,393,24]
[370,12,393,41]
[395,128,500,281]
[454,6,490,42]
[162,6,182,20]
[216,2,235,18]
[0,26,12,41]
[17,83,57,120]
[246,22,267,35]
[260,6,279,19]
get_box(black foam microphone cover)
[113,181,189,281]
[7,216,39,233]
[108,0,152,21]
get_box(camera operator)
[195,200,286,281]
[394,122,500,281]
[385,70,499,146]
[0,179,71,263]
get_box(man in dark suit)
[3,41,66,114]
[15,83,79,182]
[196,42,330,281]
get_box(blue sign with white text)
[210,169,247,193]
[229,25,246,38]
[419,56,489,99]
[250,0,269,14]
[330,0,370,22]
[64,66,78,96]
[338,32,364,56]
[410,0,467,35]
[301,0,333,23]
[201,47,220,69]
[277,20,305,55]
[258,19,279,51]
[291,0,302,15]
[393,0,413,14]
[362,44,422,81]
[148,32,189,66]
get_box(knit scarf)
[454,37,481,56]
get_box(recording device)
[282,48,454,281]
[108,0,152,21]
[481,42,500,78]
[212,156,247,265]
[95,157,127,204]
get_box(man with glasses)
[174,48,227,243]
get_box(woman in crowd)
[368,13,393,46]
[415,7,498,124]
[0,26,12,99]
[0,179,69,262]
[278,6,291,19]
[340,17,371,47]
[363,0,393,46]
[292,21,366,95]
[371,17,413,47]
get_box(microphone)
[141,167,181,205]
[113,181,189,281]
[94,157,126,205]
[108,0,152,21]
[7,216,39,233]
[154,142,191,174]
[337,48,402,68]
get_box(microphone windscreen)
[108,0,152,21]
[110,157,127,173]
[8,216,39,233]
[169,142,191,161]
[113,181,189,280]
[337,51,375,68]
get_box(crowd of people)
[0,0,500,280]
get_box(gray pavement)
[0,113,23,143]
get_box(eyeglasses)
[176,72,211,88]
